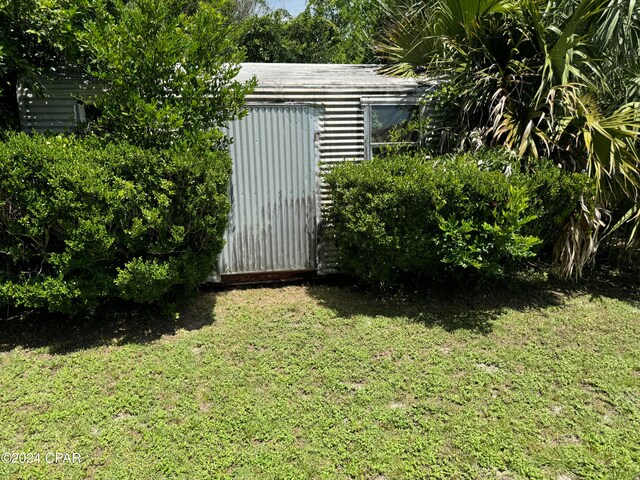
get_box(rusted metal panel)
[220,269,316,285]
[218,105,319,275]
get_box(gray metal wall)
[218,105,319,276]
[17,75,99,133]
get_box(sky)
[268,0,306,16]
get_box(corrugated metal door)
[218,105,319,276]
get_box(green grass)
[0,275,639,479]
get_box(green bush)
[325,150,593,286]
[444,150,596,253]
[0,132,231,314]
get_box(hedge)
[0,133,231,314]
[325,150,593,286]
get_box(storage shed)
[17,63,432,282]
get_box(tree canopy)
[237,0,386,63]
[83,0,254,149]
[0,0,253,144]
[0,0,97,130]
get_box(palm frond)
[552,200,607,280]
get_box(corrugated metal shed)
[235,64,431,274]
[16,63,433,280]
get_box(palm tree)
[377,0,640,278]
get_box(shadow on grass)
[306,268,640,335]
[574,268,640,305]
[1,268,638,354]
[0,290,219,355]
[305,277,557,335]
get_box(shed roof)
[236,63,425,90]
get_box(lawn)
[0,274,639,479]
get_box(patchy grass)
[0,275,639,479]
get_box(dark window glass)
[83,104,102,122]
[370,105,414,143]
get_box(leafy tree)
[286,11,344,62]
[378,0,640,278]
[238,0,387,63]
[237,9,294,62]
[238,8,343,63]
[305,0,386,63]
[224,0,268,23]
[84,0,255,150]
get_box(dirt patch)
[549,405,563,415]
[373,350,393,361]
[345,381,366,391]
[557,474,577,480]
[476,363,500,374]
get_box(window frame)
[362,96,424,160]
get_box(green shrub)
[0,132,231,314]
[325,150,592,286]
[437,150,596,254]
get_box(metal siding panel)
[17,76,101,133]
[219,106,318,275]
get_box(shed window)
[365,103,421,159]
